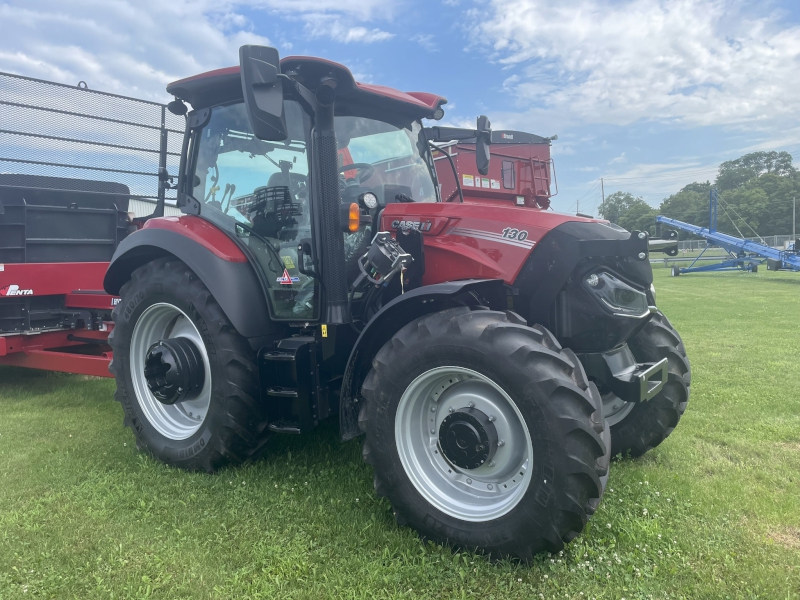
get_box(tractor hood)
[167,57,447,123]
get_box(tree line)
[597,151,800,238]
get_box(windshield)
[335,117,438,204]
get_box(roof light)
[432,107,445,120]
[359,192,378,209]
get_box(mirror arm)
[280,74,319,118]
[424,126,480,142]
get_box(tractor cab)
[160,54,470,322]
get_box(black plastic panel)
[0,177,130,263]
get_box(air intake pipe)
[313,83,349,324]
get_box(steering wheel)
[338,162,374,186]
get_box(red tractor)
[102,46,690,559]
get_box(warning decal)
[276,269,299,285]
[462,174,474,187]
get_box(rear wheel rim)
[395,366,533,522]
[130,303,212,441]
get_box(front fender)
[104,217,276,343]
[338,278,505,440]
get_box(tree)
[659,182,711,234]
[600,150,799,239]
[598,191,657,233]
[716,151,796,192]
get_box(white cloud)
[0,1,272,101]
[0,0,399,102]
[412,34,438,52]
[610,152,627,164]
[252,0,399,19]
[471,0,800,129]
[303,16,394,43]
[601,160,720,202]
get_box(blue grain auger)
[656,189,800,276]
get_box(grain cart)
[433,129,557,209]
[103,46,691,559]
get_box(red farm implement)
[0,71,184,376]
[432,129,557,208]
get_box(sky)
[1,0,799,215]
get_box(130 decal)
[501,228,529,241]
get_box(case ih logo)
[391,220,432,232]
[501,133,514,140]
[0,284,34,297]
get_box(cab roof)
[167,56,447,123]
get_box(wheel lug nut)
[487,484,493,490]
[488,414,496,422]
[430,429,436,434]
[448,407,454,413]
[468,401,475,408]
[430,406,436,412]
[497,440,505,447]
[489,461,495,467]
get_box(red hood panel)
[381,202,600,285]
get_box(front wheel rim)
[602,391,635,426]
[130,303,212,441]
[395,366,533,522]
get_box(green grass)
[1,269,799,599]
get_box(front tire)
[109,257,270,472]
[359,307,610,560]
[605,311,691,457]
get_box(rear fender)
[104,217,276,343]
[339,278,505,441]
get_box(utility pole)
[600,178,605,216]
[794,196,796,245]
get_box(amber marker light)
[348,203,360,232]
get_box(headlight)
[584,272,649,317]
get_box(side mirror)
[239,45,287,141]
[476,115,491,175]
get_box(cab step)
[259,336,321,434]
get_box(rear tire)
[109,257,270,472]
[671,265,680,277]
[359,307,610,560]
[606,311,691,457]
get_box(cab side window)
[192,102,317,320]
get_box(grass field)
[1,269,799,599]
